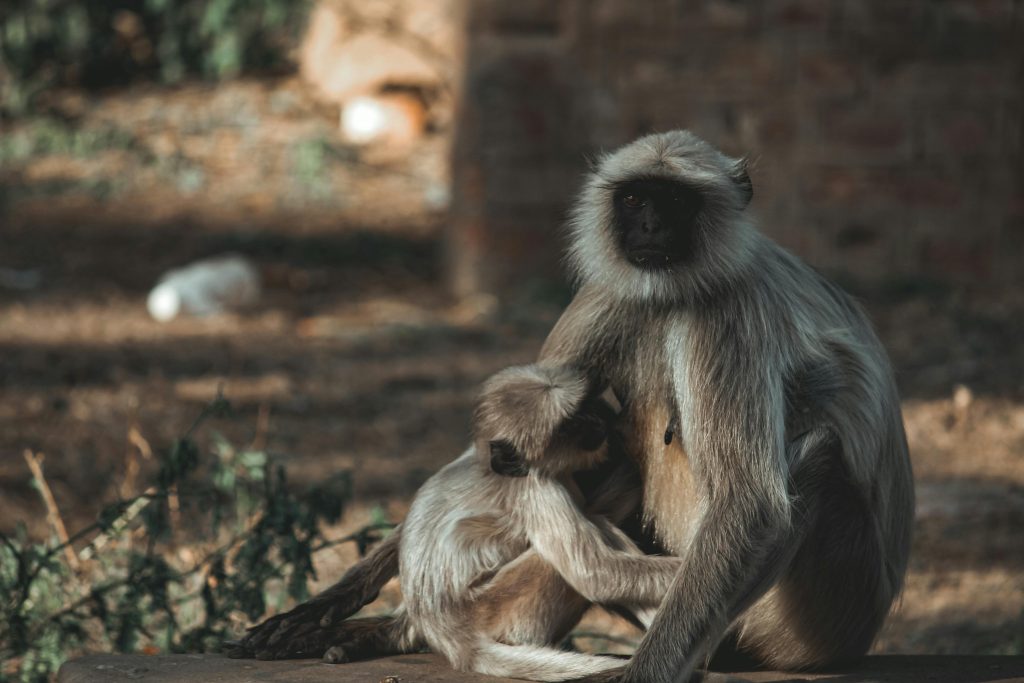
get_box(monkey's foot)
[225,603,327,659]
[225,589,377,660]
[320,617,406,664]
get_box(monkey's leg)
[574,430,835,683]
[322,613,423,664]
[472,551,592,647]
[728,433,898,670]
[459,552,629,682]
[227,527,401,660]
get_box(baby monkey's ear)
[489,440,529,477]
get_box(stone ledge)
[57,654,1024,683]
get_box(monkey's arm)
[525,481,681,608]
[228,525,402,659]
[537,287,610,381]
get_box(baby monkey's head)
[473,364,615,477]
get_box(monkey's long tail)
[471,638,625,682]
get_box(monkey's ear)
[489,440,529,477]
[731,157,753,208]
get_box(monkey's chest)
[624,399,703,554]
[603,316,702,552]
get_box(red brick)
[940,0,1017,22]
[921,240,993,279]
[799,54,862,95]
[756,110,800,148]
[704,0,754,29]
[680,42,786,96]
[891,176,963,209]
[820,106,914,163]
[804,168,870,204]
[934,113,991,156]
[830,116,908,149]
[1009,195,1024,218]
[773,1,827,26]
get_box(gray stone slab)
[57,654,1024,683]
[57,654,518,683]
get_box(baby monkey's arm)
[525,480,681,609]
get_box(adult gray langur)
[232,130,914,683]
[531,130,914,682]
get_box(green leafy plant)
[0,398,383,683]
[0,0,311,115]
[0,117,137,164]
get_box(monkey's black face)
[613,178,703,270]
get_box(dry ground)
[1,79,1022,660]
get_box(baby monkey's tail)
[471,638,625,682]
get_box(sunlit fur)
[568,131,757,305]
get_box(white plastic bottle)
[147,255,261,322]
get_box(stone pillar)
[446,0,607,301]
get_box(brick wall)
[447,0,1024,298]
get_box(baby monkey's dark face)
[489,397,615,478]
[613,178,703,270]
[489,440,530,477]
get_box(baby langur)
[339,364,681,682]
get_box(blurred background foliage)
[0,399,370,683]
[0,0,310,115]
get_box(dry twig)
[23,450,79,571]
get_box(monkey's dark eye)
[622,194,643,209]
[489,440,529,477]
